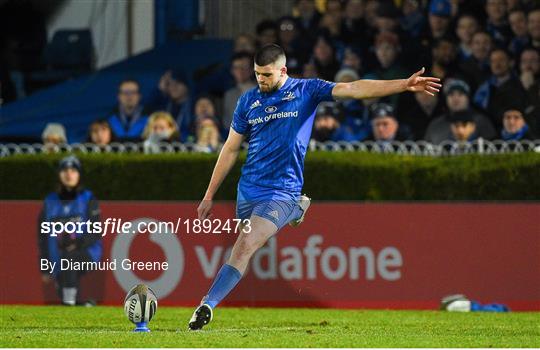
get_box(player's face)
[254,63,286,93]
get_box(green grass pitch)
[1,305,539,347]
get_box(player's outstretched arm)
[197,128,245,220]
[332,67,442,100]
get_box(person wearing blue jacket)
[38,155,102,306]
[107,79,149,141]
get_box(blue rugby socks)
[203,263,242,308]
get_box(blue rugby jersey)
[231,77,336,197]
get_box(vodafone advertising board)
[1,202,539,310]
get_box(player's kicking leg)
[188,196,309,330]
[188,215,278,330]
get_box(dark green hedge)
[1,152,539,200]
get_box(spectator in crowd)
[342,0,366,44]
[365,32,407,106]
[396,91,444,140]
[508,9,530,56]
[519,47,540,90]
[277,16,305,75]
[143,111,179,143]
[474,48,528,130]
[429,37,458,81]
[193,95,221,152]
[485,0,512,47]
[142,111,179,154]
[427,0,452,40]
[368,103,411,142]
[255,20,278,48]
[38,155,102,306]
[319,8,346,50]
[460,31,494,91]
[294,0,322,45]
[372,32,407,80]
[455,14,480,62]
[107,79,149,142]
[151,70,193,141]
[223,52,256,129]
[234,33,256,55]
[194,95,220,128]
[302,61,319,78]
[342,46,363,75]
[363,0,380,32]
[449,111,478,142]
[195,118,221,153]
[87,119,113,146]
[374,2,401,34]
[400,0,426,39]
[529,8,540,49]
[311,35,340,81]
[425,79,496,143]
[334,68,371,140]
[42,123,67,147]
[312,102,357,142]
[501,107,536,140]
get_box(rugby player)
[189,44,441,330]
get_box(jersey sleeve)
[310,79,337,104]
[230,94,249,135]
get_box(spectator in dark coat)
[508,9,530,56]
[277,16,307,75]
[294,0,322,46]
[474,48,528,130]
[149,70,193,141]
[455,14,480,63]
[485,0,512,47]
[396,91,445,140]
[311,35,340,81]
[528,8,540,50]
[255,20,278,48]
[519,47,540,91]
[459,31,493,91]
[425,79,496,143]
[223,52,256,129]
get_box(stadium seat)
[29,29,95,87]
[43,29,94,70]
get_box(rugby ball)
[123,284,158,324]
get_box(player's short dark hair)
[254,44,285,66]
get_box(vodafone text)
[194,235,402,281]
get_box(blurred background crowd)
[1,0,539,152]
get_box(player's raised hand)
[406,67,442,96]
[197,199,213,220]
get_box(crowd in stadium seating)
[39,0,539,151]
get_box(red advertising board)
[1,201,539,310]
